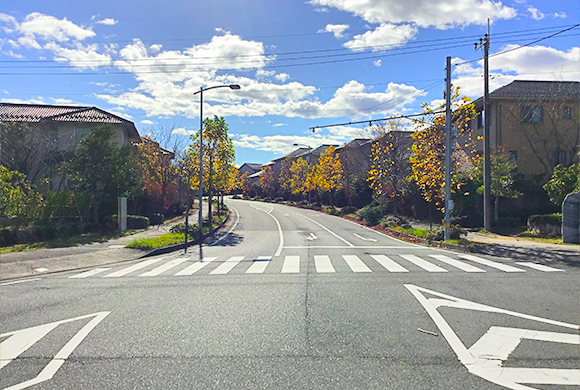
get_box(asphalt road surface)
[1,199,578,390]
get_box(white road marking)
[429,255,486,272]
[69,268,111,279]
[306,233,318,241]
[250,203,284,256]
[370,255,409,272]
[298,214,355,247]
[400,254,448,272]
[209,256,245,275]
[515,262,565,272]
[405,284,580,390]
[103,258,166,278]
[210,204,240,246]
[282,246,423,249]
[281,255,300,273]
[0,312,110,390]
[139,257,190,277]
[342,255,372,273]
[459,254,525,273]
[353,233,377,242]
[0,278,42,286]
[174,257,217,276]
[34,268,48,273]
[108,245,124,249]
[314,255,335,273]
[246,256,272,274]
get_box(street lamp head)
[229,84,241,90]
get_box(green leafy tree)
[543,163,580,206]
[60,125,140,225]
[471,152,522,221]
[0,166,44,227]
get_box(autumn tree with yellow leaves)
[367,121,412,215]
[260,165,278,197]
[289,157,311,197]
[310,146,343,205]
[409,86,477,209]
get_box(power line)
[310,110,445,131]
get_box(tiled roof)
[0,103,140,141]
[489,80,579,100]
[245,163,263,170]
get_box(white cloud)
[171,127,194,135]
[344,23,417,51]
[309,0,517,29]
[51,98,75,104]
[96,18,117,25]
[140,119,154,124]
[318,24,349,38]
[18,12,95,42]
[273,123,288,127]
[373,59,381,67]
[527,6,544,20]
[327,125,371,139]
[256,69,275,79]
[232,133,344,154]
[452,45,580,97]
[553,12,566,18]
[45,41,112,69]
[275,73,290,82]
[5,50,23,58]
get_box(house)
[238,163,262,178]
[335,138,372,176]
[465,80,579,177]
[0,102,141,189]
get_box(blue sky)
[1,0,578,165]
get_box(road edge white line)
[298,213,355,247]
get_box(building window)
[521,105,543,123]
[563,106,572,120]
[552,149,567,166]
[477,113,483,128]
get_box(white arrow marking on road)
[284,213,290,217]
[306,233,318,241]
[405,284,579,390]
[353,233,377,242]
[0,311,110,390]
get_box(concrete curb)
[139,212,230,258]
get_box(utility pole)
[475,21,491,231]
[444,57,452,241]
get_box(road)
[1,199,578,390]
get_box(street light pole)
[293,143,313,204]
[191,84,240,253]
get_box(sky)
[1,0,578,165]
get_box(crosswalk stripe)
[174,257,217,276]
[370,255,408,272]
[104,258,166,278]
[342,255,372,273]
[459,254,525,273]
[429,255,486,273]
[246,256,272,274]
[210,256,245,275]
[282,255,300,273]
[139,257,190,277]
[69,268,111,278]
[399,254,448,272]
[515,262,564,272]
[314,255,335,273]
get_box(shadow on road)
[210,232,243,247]
[471,245,580,268]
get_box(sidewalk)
[0,202,211,281]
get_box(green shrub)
[127,215,149,229]
[170,222,200,235]
[380,215,410,229]
[426,224,466,241]
[527,214,562,226]
[144,213,164,225]
[339,206,358,215]
[356,204,387,225]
